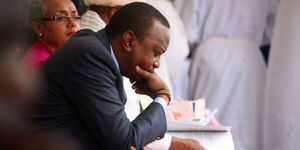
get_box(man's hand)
[129,146,147,150]
[169,137,206,150]
[132,66,169,99]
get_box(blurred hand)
[129,146,147,150]
[132,66,169,100]
[169,137,206,150]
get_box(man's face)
[125,20,170,82]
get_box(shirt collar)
[110,44,120,71]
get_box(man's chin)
[123,69,144,83]
[129,72,145,83]
[130,76,142,83]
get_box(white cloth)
[147,0,189,86]
[176,0,268,149]
[175,0,208,49]
[80,10,106,31]
[263,0,300,149]
[156,58,173,94]
[146,134,172,150]
[261,0,280,46]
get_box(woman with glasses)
[21,0,80,74]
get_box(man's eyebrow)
[153,34,167,51]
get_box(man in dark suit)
[29,2,171,150]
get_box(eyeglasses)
[40,16,81,24]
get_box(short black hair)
[71,0,88,16]
[105,2,170,40]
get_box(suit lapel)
[95,29,127,104]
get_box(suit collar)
[96,29,121,72]
[95,29,111,54]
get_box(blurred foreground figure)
[0,0,32,106]
[264,0,300,150]
[0,1,80,150]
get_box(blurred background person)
[21,0,80,74]
[175,0,268,149]
[147,0,189,99]
[72,0,88,16]
[259,0,279,65]
[263,0,300,150]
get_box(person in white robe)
[260,0,280,64]
[175,0,268,150]
[80,8,105,32]
[263,0,300,149]
[147,0,189,98]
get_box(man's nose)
[153,60,160,68]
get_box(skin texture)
[120,20,169,82]
[111,20,170,99]
[32,0,80,53]
[170,137,207,150]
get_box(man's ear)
[121,31,135,53]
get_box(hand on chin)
[129,66,151,83]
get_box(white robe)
[147,0,189,91]
[176,0,267,149]
[80,10,106,32]
[261,0,280,46]
[264,0,300,149]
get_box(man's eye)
[154,50,161,56]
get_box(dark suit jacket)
[30,29,167,150]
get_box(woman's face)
[35,0,80,51]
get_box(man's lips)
[146,68,154,73]
[67,32,76,36]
